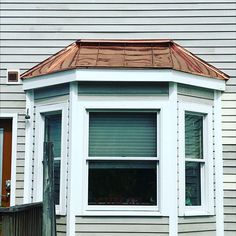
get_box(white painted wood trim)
[77,95,171,216]
[214,91,224,236]
[178,102,214,216]
[0,113,17,206]
[22,69,226,91]
[23,90,34,204]
[168,83,178,236]
[34,102,68,215]
[66,82,78,236]
[84,110,160,213]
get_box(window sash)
[44,113,62,206]
[185,113,204,160]
[88,112,158,158]
[86,111,160,210]
[182,109,210,214]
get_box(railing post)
[42,142,56,236]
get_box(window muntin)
[185,112,204,207]
[87,112,158,207]
[44,113,62,205]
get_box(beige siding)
[57,216,67,235]
[75,216,169,235]
[178,216,216,235]
[0,0,235,234]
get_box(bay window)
[86,111,159,209]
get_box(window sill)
[56,206,66,216]
[82,210,162,217]
[183,210,214,217]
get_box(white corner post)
[214,90,224,236]
[23,90,34,204]
[67,82,78,236]
[168,83,178,236]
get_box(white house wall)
[0,0,235,234]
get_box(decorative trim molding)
[22,69,226,91]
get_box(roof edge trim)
[22,68,225,91]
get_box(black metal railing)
[0,202,42,236]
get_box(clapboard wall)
[0,0,235,234]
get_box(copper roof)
[21,39,229,80]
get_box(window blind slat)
[89,112,157,157]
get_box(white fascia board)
[22,68,226,91]
[22,69,76,90]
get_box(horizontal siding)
[34,84,69,100]
[56,216,67,235]
[75,217,169,235]
[0,0,235,234]
[178,216,216,235]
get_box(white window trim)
[0,113,17,206]
[179,102,214,216]
[34,103,68,215]
[84,110,160,213]
[73,96,173,216]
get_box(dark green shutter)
[89,112,157,157]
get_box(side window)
[185,113,204,206]
[179,102,214,216]
[44,113,62,205]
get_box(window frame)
[34,103,68,215]
[76,96,171,216]
[179,102,214,216]
[85,110,160,212]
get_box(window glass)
[88,161,157,205]
[89,112,157,157]
[88,112,158,207]
[185,162,201,206]
[185,113,203,159]
[45,113,62,205]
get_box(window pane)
[185,162,201,206]
[185,113,203,159]
[45,113,62,205]
[88,161,157,205]
[89,112,157,157]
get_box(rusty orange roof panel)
[21,39,229,80]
